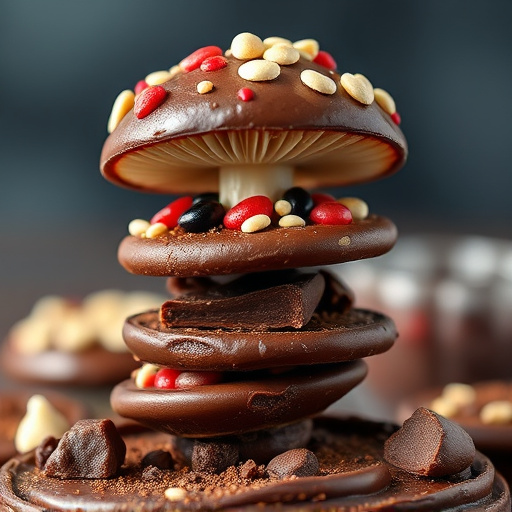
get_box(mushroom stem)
[219,165,294,209]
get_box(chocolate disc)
[110,361,367,437]
[123,308,396,371]
[118,215,397,277]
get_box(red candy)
[237,88,254,102]
[311,192,336,206]
[134,86,167,119]
[134,80,148,95]
[310,202,352,225]
[180,46,223,72]
[313,50,337,70]
[151,196,193,228]
[391,112,401,125]
[223,196,273,230]
[200,55,228,72]
[175,371,222,389]
[154,368,181,389]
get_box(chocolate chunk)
[141,449,173,470]
[384,407,475,477]
[44,419,126,479]
[35,436,58,470]
[318,270,354,313]
[161,270,325,329]
[266,449,319,479]
[191,440,239,474]
[240,459,259,480]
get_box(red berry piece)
[175,371,223,389]
[313,50,337,70]
[391,112,401,125]
[151,196,193,228]
[180,46,223,73]
[310,202,352,225]
[200,55,228,72]
[134,86,167,119]
[223,196,273,230]
[154,368,181,389]
[311,192,336,206]
[134,80,148,95]
[237,88,254,101]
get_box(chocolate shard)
[160,270,325,329]
[266,448,319,479]
[35,436,59,470]
[384,407,476,477]
[191,439,239,474]
[44,419,126,479]
[318,270,354,313]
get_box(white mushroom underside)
[115,130,399,198]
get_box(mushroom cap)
[100,51,407,194]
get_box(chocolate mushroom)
[100,34,407,209]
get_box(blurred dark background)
[1,0,511,338]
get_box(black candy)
[282,187,314,219]
[192,192,219,205]
[178,201,225,233]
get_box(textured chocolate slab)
[1,417,509,511]
[160,271,325,329]
[118,215,397,277]
[110,362,367,437]
[124,308,396,371]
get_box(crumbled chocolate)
[44,419,126,479]
[35,436,58,470]
[191,440,239,474]
[141,449,173,470]
[266,449,319,479]
[240,459,259,480]
[384,407,476,477]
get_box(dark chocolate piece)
[118,216,398,277]
[318,270,354,313]
[141,449,173,470]
[240,460,262,480]
[191,440,239,473]
[160,271,325,329]
[44,419,126,479]
[384,407,476,477]
[35,436,58,470]
[266,448,319,479]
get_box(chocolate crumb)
[35,436,59,470]
[192,440,239,474]
[142,465,163,481]
[141,449,173,470]
[266,449,319,479]
[240,459,259,480]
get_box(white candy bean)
[300,69,337,95]
[374,88,396,115]
[238,60,280,82]
[279,214,306,227]
[338,197,369,220]
[274,199,292,217]
[241,214,271,233]
[128,219,150,237]
[231,32,265,60]
[340,73,374,105]
[263,44,299,65]
[197,80,214,94]
[107,90,134,133]
[145,70,172,86]
[480,401,512,425]
[145,222,168,238]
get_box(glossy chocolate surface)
[124,308,396,371]
[1,416,509,511]
[118,215,397,277]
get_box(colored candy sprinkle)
[313,50,337,70]
[134,86,167,119]
[151,196,194,228]
[179,46,223,73]
[134,80,148,95]
[310,202,352,226]
[200,55,228,72]
[224,195,273,230]
[391,112,401,125]
[237,88,254,101]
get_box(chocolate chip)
[142,465,163,481]
[266,449,319,479]
[44,419,126,479]
[192,440,239,474]
[240,459,259,480]
[35,436,58,470]
[384,407,476,477]
[141,449,173,470]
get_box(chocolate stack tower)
[104,33,404,448]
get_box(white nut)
[231,32,265,60]
[52,310,96,352]
[197,80,214,94]
[338,197,369,220]
[145,70,172,86]
[135,363,161,389]
[300,69,337,95]
[480,401,512,425]
[241,214,271,233]
[168,64,181,79]
[429,397,458,418]
[107,90,135,133]
[10,318,52,354]
[374,87,396,115]
[442,383,476,408]
[279,215,306,227]
[128,219,150,237]
[263,44,299,65]
[164,487,188,502]
[238,60,280,82]
[145,222,168,238]
[263,36,293,48]
[14,395,69,453]
[293,39,319,60]
[274,199,292,217]
[340,73,374,105]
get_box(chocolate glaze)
[118,215,397,277]
[0,342,139,386]
[1,416,509,511]
[100,54,407,194]
[110,361,367,437]
[123,308,397,371]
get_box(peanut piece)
[197,80,214,94]
[279,215,306,227]
[263,36,293,48]
[338,197,369,220]
[274,199,292,217]
[164,487,188,502]
[128,219,150,237]
[107,90,135,133]
[263,44,300,65]
[238,60,280,82]
[293,39,319,60]
[241,214,271,233]
[145,70,172,86]
[429,397,458,418]
[480,401,512,425]
[145,222,168,238]
[340,73,374,105]
[231,32,265,60]
[442,383,476,408]
[374,87,396,115]
[300,69,337,95]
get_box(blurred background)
[0,0,511,407]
